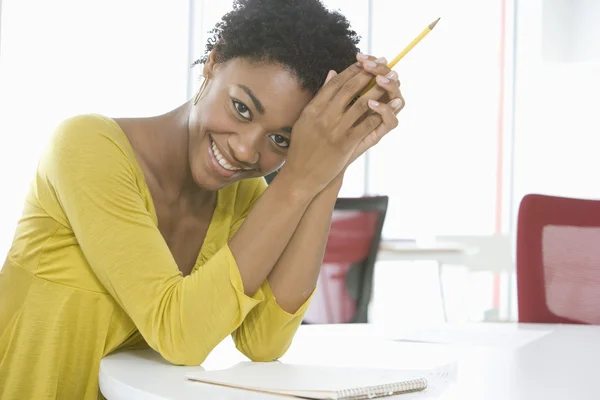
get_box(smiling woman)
[0,0,405,399]
[186,58,312,188]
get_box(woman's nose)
[228,131,261,167]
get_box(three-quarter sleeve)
[233,279,314,361]
[37,117,264,365]
[227,177,315,361]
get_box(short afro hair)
[194,0,361,95]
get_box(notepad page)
[185,361,455,398]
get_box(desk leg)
[437,262,448,322]
[506,270,514,321]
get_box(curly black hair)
[194,0,361,95]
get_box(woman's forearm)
[228,169,319,296]
[265,176,342,313]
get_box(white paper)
[186,361,457,399]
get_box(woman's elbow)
[158,344,211,366]
[235,340,291,362]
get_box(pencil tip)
[429,17,441,30]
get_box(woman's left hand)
[328,53,405,169]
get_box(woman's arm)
[42,59,397,366]
[41,120,278,366]
[230,177,341,361]
[231,57,404,361]
[226,61,381,296]
[227,169,319,296]
[264,57,404,311]
[265,175,342,312]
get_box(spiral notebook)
[185,361,429,399]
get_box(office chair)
[517,194,600,324]
[264,171,278,185]
[303,196,388,324]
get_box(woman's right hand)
[280,58,391,195]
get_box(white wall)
[0,0,191,258]
[542,0,600,64]
[0,0,3,63]
[511,0,600,226]
[368,0,505,239]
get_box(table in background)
[377,240,477,321]
[100,322,600,400]
[377,239,475,264]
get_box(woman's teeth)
[211,140,242,171]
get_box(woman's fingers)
[370,98,402,132]
[374,71,402,106]
[303,53,403,147]
[327,66,383,115]
[334,53,401,130]
[308,62,364,110]
[358,54,402,104]
[350,97,403,146]
[358,54,390,75]
[323,70,338,85]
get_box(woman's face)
[187,54,313,191]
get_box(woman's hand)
[345,53,405,166]
[280,57,404,195]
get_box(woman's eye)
[233,100,251,119]
[269,134,290,149]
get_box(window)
[368,0,505,239]
[0,0,191,257]
[511,0,600,224]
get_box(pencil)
[360,17,440,96]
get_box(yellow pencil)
[360,17,440,96]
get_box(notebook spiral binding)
[336,378,427,400]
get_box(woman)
[0,0,404,398]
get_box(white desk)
[100,323,600,400]
[377,240,475,264]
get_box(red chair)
[516,194,600,324]
[303,196,388,324]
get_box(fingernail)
[368,99,380,108]
[376,75,390,84]
[386,70,398,80]
[357,53,369,61]
[376,57,387,64]
[390,98,403,108]
[365,60,377,68]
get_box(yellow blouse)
[0,114,310,400]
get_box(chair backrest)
[517,194,600,324]
[264,171,278,185]
[304,196,388,324]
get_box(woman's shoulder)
[39,113,142,187]
[49,113,132,153]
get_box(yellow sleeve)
[38,116,264,366]
[227,176,268,239]
[227,177,314,361]
[233,279,313,361]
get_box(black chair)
[264,171,278,185]
[303,196,389,323]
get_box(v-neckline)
[101,114,222,268]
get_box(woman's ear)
[202,49,219,78]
